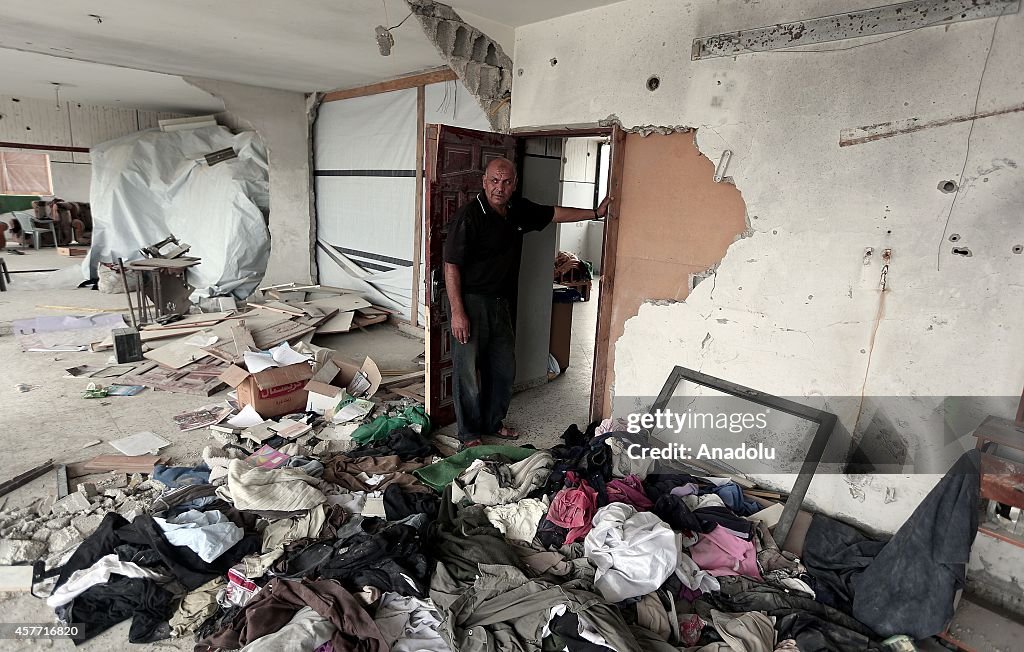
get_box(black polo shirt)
[444,193,554,298]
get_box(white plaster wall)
[0,94,188,200]
[185,78,314,286]
[512,1,1024,534]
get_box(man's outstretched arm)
[552,195,613,223]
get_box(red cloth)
[606,474,653,511]
[547,472,598,545]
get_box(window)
[0,150,53,196]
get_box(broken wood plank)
[141,311,236,330]
[0,459,54,498]
[80,455,166,474]
[120,361,228,396]
[249,319,317,350]
[203,322,256,364]
[253,301,306,317]
[390,383,426,402]
[93,326,208,351]
[315,311,355,335]
[352,313,388,329]
[381,371,425,387]
[127,257,200,269]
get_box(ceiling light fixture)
[375,0,413,56]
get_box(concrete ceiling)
[0,49,225,114]
[0,0,624,112]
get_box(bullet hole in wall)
[948,234,960,242]
[951,247,972,257]
[647,76,660,91]
[939,180,958,193]
[550,58,557,66]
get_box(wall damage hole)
[647,76,661,91]
[517,68,524,77]
[549,57,558,66]
[951,247,972,257]
[948,233,960,242]
[939,180,958,193]
[1013,245,1023,254]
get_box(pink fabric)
[606,474,653,511]
[689,525,762,579]
[547,472,598,544]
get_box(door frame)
[511,125,625,423]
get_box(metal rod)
[118,258,138,329]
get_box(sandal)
[461,439,483,451]
[492,424,520,440]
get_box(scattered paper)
[183,333,219,347]
[347,371,372,397]
[324,423,358,441]
[226,404,265,428]
[333,396,374,424]
[245,444,290,469]
[174,404,234,431]
[277,421,312,439]
[243,342,312,373]
[109,431,171,456]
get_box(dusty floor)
[0,246,598,650]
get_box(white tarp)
[83,126,271,300]
[314,80,491,321]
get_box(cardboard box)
[219,362,314,418]
[304,355,381,415]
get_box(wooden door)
[423,125,517,427]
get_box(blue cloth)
[153,463,211,488]
[708,482,761,516]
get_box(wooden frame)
[411,86,426,327]
[321,67,457,103]
[589,125,626,421]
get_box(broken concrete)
[48,525,83,554]
[0,539,46,564]
[50,491,92,516]
[406,0,513,132]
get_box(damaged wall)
[599,130,749,416]
[0,94,188,202]
[185,78,315,286]
[511,0,1024,538]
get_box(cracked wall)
[406,0,513,132]
[511,0,1024,547]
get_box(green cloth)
[414,445,538,492]
[0,195,39,214]
[351,405,430,445]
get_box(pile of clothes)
[38,418,979,651]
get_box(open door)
[423,125,517,427]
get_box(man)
[443,157,611,449]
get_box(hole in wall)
[647,76,661,91]
[453,26,470,57]
[1013,245,1023,254]
[948,233,960,242]
[517,68,524,77]
[951,247,972,257]
[485,43,499,66]
[550,58,558,66]
[471,36,488,61]
[939,180,958,193]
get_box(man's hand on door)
[452,311,471,344]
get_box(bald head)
[485,157,516,179]
[482,157,517,213]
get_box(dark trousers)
[447,293,516,442]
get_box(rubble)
[0,539,46,565]
[50,491,91,516]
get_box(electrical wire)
[936,8,1005,270]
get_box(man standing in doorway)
[444,157,611,449]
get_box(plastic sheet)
[83,126,270,300]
